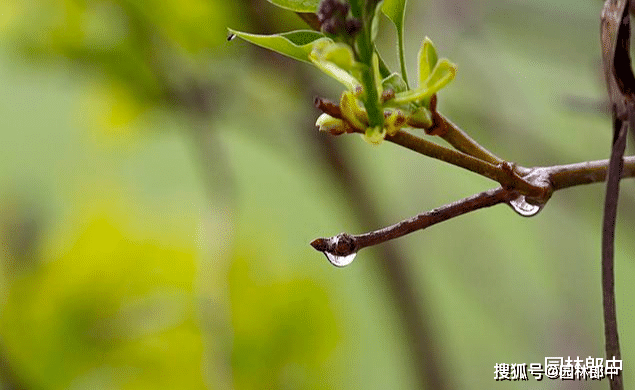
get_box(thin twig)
[311,155,635,258]
[546,156,635,190]
[311,187,515,257]
[315,97,635,194]
[385,130,548,198]
[438,114,504,165]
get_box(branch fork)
[311,96,635,265]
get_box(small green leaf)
[228,29,327,63]
[340,90,368,130]
[418,37,438,86]
[382,0,409,86]
[381,73,408,93]
[424,59,456,93]
[408,106,433,128]
[392,59,456,105]
[320,42,356,72]
[266,0,319,12]
[310,40,362,90]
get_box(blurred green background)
[0,0,633,389]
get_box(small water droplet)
[325,251,357,267]
[227,33,236,41]
[509,195,543,217]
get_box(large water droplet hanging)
[509,195,543,217]
[325,251,357,267]
[311,234,358,267]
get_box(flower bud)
[316,113,347,135]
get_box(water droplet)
[311,233,358,267]
[325,251,357,267]
[509,195,543,217]
[227,33,236,41]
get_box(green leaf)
[391,59,456,105]
[424,59,456,93]
[320,42,356,71]
[418,37,438,86]
[266,0,319,12]
[381,0,407,31]
[381,73,408,93]
[340,90,368,130]
[228,29,327,63]
[309,39,362,90]
[382,0,409,86]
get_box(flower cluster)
[316,0,361,37]
[313,37,455,144]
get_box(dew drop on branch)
[311,234,358,267]
[325,252,357,267]
[508,195,543,217]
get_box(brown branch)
[602,112,627,390]
[311,187,516,258]
[310,154,635,260]
[296,12,322,31]
[438,114,504,165]
[599,0,635,387]
[546,156,635,190]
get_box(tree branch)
[385,131,551,198]
[310,155,635,260]
[599,0,635,386]
[438,114,504,165]
[311,187,516,259]
[602,113,627,390]
[546,156,635,190]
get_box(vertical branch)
[600,1,634,388]
[602,113,627,390]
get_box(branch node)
[498,161,518,190]
[423,96,448,137]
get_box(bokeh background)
[0,0,633,388]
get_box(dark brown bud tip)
[310,238,328,252]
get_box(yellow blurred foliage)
[3,0,240,134]
[0,217,207,389]
[228,236,340,390]
[80,80,147,142]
